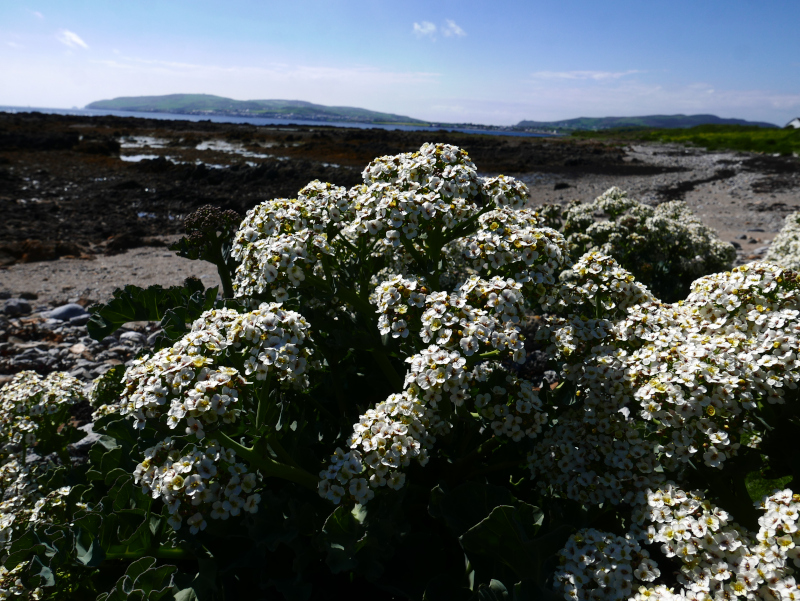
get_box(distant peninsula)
[85,94,430,126]
[84,96,780,133]
[516,114,778,132]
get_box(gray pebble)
[146,330,163,346]
[69,314,90,326]
[3,298,32,317]
[46,303,88,321]
[69,423,101,452]
[120,331,146,345]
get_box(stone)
[91,364,113,377]
[46,303,88,321]
[120,331,146,345]
[69,423,102,453]
[69,367,91,379]
[3,298,32,316]
[69,314,90,326]
[18,291,38,300]
[69,343,87,355]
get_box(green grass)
[573,124,800,156]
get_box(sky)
[1,0,799,126]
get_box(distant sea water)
[0,106,555,139]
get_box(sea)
[0,105,554,139]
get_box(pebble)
[3,299,32,317]
[120,331,146,345]
[1,301,157,385]
[46,303,88,321]
[70,314,91,326]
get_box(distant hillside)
[516,114,778,131]
[86,94,429,125]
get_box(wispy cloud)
[30,10,43,19]
[413,21,436,38]
[57,30,88,49]
[531,70,642,81]
[442,19,466,37]
[6,41,23,48]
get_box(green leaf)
[87,281,218,341]
[320,506,362,573]
[98,556,177,601]
[459,505,568,585]
[74,514,106,566]
[477,580,509,601]
[430,482,517,537]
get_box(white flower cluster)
[320,266,561,505]
[482,174,531,211]
[232,143,569,308]
[317,341,463,505]
[458,207,568,294]
[765,212,800,271]
[471,366,548,442]
[374,274,528,362]
[351,143,482,241]
[231,181,350,299]
[317,390,436,505]
[542,251,655,318]
[117,304,312,437]
[0,457,83,601]
[634,486,800,600]
[529,385,667,506]
[560,187,735,297]
[0,459,42,548]
[554,528,661,601]
[134,437,260,533]
[556,485,800,601]
[531,257,800,506]
[0,374,88,598]
[0,371,84,448]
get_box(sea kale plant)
[1,142,799,601]
[543,187,736,302]
[765,211,800,270]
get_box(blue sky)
[1,0,799,125]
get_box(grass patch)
[573,124,800,156]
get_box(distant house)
[787,118,800,129]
